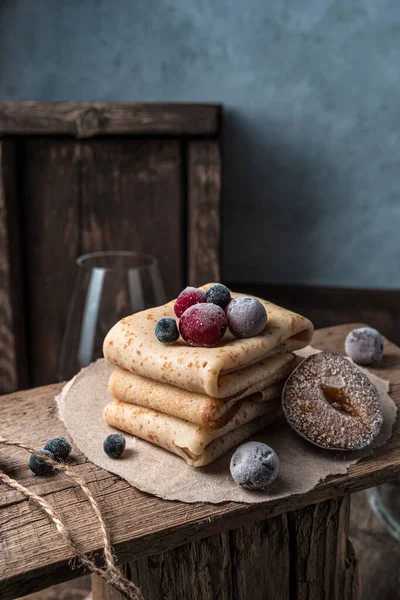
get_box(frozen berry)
[155,317,179,343]
[230,441,279,490]
[179,303,227,347]
[104,433,126,458]
[206,284,231,309]
[44,437,71,462]
[174,286,207,318]
[345,327,384,366]
[226,297,267,338]
[29,449,55,475]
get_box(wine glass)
[58,251,166,381]
[368,481,400,542]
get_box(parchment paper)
[57,347,397,504]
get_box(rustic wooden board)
[21,139,80,387]
[0,139,27,394]
[0,103,221,137]
[287,495,359,600]
[1,323,399,598]
[79,138,183,300]
[92,497,358,600]
[187,141,221,286]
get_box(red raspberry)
[179,303,227,347]
[174,286,207,318]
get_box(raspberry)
[174,286,206,318]
[44,437,72,462]
[179,303,227,347]
[155,317,179,343]
[226,297,267,338]
[206,284,231,309]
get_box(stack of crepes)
[103,285,314,467]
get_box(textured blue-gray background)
[1,0,399,287]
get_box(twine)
[0,437,144,600]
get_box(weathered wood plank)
[93,498,359,600]
[187,141,221,286]
[0,103,221,137]
[228,513,290,600]
[287,495,360,600]
[80,139,183,301]
[92,515,290,600]
[0,139,27,394]
[22,139,80,386]
[0,324,398,597]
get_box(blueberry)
[29,450,55,476]
[155,317,179,344]
[226,297,267,338]
[345,327,384,366]
[44,437,72,462]
[206,284,231,309]
[104,433,126,458]
[230,441,279,490]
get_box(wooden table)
[1,324,400,600]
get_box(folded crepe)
[103,284,313,398]
[109,352,296,429]
[103,397,281,467]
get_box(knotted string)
[0,437,144,600]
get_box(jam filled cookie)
[282,352,383,450]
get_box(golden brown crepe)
[103,397,281,467]
[109,352,295,429]
[103,284,313,398]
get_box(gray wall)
[1,0,399,288]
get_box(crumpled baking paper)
[57,347,397,504]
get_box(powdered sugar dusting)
[345,327,384,366]
[283,352,383,450]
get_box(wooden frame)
[0,102,222,394]
[0,102,220,137]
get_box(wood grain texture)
[22,139,80,386]
[229,282,400,348]
[287,496,360,600]
[187,141,221,286]
[0,324,395,598]
[80,138,183,300]
[92,515,290,600]
[0,102,221,137]
[0,139,27,394]
[92,496,360,600]
[92,499,358,600]
[0,139,17,393]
